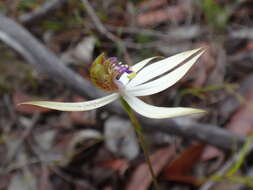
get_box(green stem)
[120,97,160,190]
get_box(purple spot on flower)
[108,57,118,64]
[126,70,133,74]
[105,56,133,78]
[115,65,133,74]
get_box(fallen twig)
[218,68,253,121]
[200,139,253,190]
[229,28,253,40]
[80,0,132,64]
[142,120,245,152]
[106,25,204,41]
[0,15,106,102]
[19,0,67,25]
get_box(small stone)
[104,116,139,160]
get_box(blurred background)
[0,0,253,189]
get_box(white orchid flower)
[20,48,205,119]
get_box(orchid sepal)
[18,93,119,112]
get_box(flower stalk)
[120,97,160,190]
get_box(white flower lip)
[19,48,205,119]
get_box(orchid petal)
[123,95,205,119]
[125,50,204,96]
[127,48,203,87]
[131,57,159,73]
[19,93,119,111]
[118,57,158,86]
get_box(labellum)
[90,53,135,92]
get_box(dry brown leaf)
[226,89,253,135]
[137,6,185,26]
[203,89,253,160]
[162,144,204,184]
[70,111,96,125]
[14,91,52,114]
[138,0,168,11]
[245,41,253,51]
[103,187,113,190]
[39,96,95,126]
[69,96,96,125]
[125,146,175,190]
[98,159,129,174]
[191,43,216,87]
[201,146,223,161]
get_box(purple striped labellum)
[90,53,135,92]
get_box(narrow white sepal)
[131,57,159,73]
[123,95,205,119]
[126,50,204,96]
[127,48,202,87]
[19,93,119,111]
